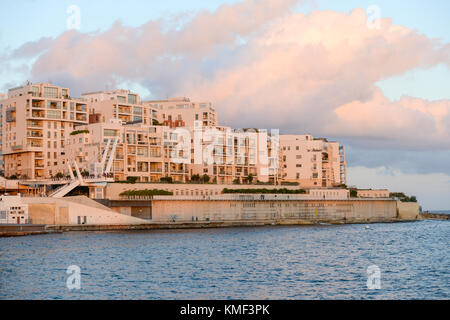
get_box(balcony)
[75,114,87,121]
[31,111,45,118]
[34,161,44,168]
[27,141,43,148]
[76,104,87,112]
[11,145,23,151]
[27,131,43,138]
[27,120,43,128]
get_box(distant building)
[82,89,157,126]
[279,135,346,188]
[0,82,346,187]
[1,83,88,179]
[0,195,29,224]
[357,189,390,198]
[144,97,218,128]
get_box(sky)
[0,0,449,209]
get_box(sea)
[0,219,448,299]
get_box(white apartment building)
[0,83,346,188]
[58,120,279,185]
[280,135,346,188]
[144,97,218,128]
[83,89,158,126]
[1,83,89,179]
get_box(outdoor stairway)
[49,180,81,198]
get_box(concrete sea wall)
[151,197,399,224]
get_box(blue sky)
[0,0,449,209]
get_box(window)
[31,87,39,97]
[43,87,58,98]
[104,129,118,137]
[296,155,302,159]
[47,110,61,119]
[128,94,137,104]
[296,164,302,168]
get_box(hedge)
[222,188,306,194]
[119,189,173,196]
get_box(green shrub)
[160,176,173,183]
[70,129,90,136]
[126,176,138,183]
[119,189,173,197]
[222,188,306,194]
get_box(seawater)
[0,220,448,299]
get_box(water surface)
[0,220,448,299]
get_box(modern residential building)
[0,82,346,188]
[58,120,279,184]
[83,89,158,126]
[144,97,218,128]
[279,135,346,188]
[62,119,189,182]
[1,83,89,179]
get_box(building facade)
[144,97,218,128]
[83,89,158,126]
[280,135,346,188]
[0,82,346,188]
[0,195,29,224]
[1,83,88,179]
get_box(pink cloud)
[7,1,450,151]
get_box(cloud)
[2,0,450,177]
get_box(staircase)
[49,180,81,198]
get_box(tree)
[160,176,173,183]
[81,170,90,178]
[247,174,254,184]
[55,172,64,179]
[233,178,241,184]
[190,174,200,182]
[127,176,138,183]
[202,174,210,183]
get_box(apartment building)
[61,119,189,183]
[83,89,158,126]
[58,120,278,184]
[280,135,346,188]
[0,83,346,187]
[144,97,218,128]
[1,83,89,179]
[186,125,279,184]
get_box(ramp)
[49,180,81,198]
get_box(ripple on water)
[0,221,449,299]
